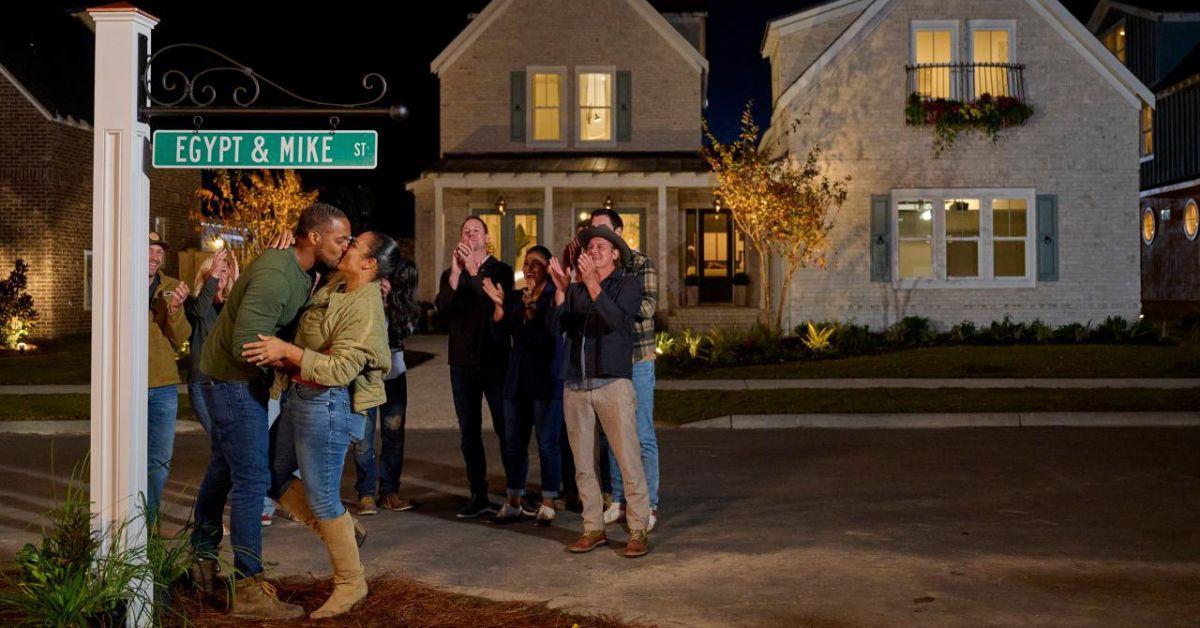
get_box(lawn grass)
[0,393,195,422]
[655,388,1200,425]
[673,344,1200,380]
[0,335,91,385]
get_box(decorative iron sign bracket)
[138,43,408,121]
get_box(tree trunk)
[756,248,771,328]
[774,263,800,334]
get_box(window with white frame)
[577,67,614,143]
[528,67,566,144]
[83,250,92,312]
[969,20,1014,98]
[911,21,958,99]
[1140,104,1154,158]
[893,189,1036,286]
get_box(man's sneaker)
[624,529,648,558]
[602,502,626,525]
[567,530,608,553]
[534,504,556,527]
[456,494,496,519]
[602,492,613,509]
[358,495,378,516]
[487,502,522,524]
[379,493,416,512]
[520,497,540,517]
[260,513,272,527]
[649,509,658,532]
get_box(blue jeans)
[146,385,178,523]
[606,360,659,510]
[503,395,563,499]
[271,383,363,520]
[190,379,270,578]
[449,365,509,497]
[354,375,408,498]
[192,382,276,517]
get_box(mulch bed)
[169,573,653,627]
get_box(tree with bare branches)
[193,170,319,265]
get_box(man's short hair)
[461,215,489,234]
[590,208,624,232]
[294,202,347,238]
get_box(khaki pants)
[563,379,650,531]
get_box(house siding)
[438,0,702,155]
[772,0,1141,330]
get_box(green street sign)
[152,130,378,169]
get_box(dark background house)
[1088,1,1200,313]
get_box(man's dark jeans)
[449,365,509,496]
[190,378,271,579]
[354,375,409,497]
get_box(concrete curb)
[681,412,1200,429]
[0,420,207,436]
[657,378,1200,391]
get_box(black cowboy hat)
[577,226,631,267]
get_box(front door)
[684,209,735,303]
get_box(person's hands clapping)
[481,277,504,307]
[168,281,189,314]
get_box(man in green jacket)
[190,203,350,620]
[147,232,190,525]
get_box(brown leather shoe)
[624,529,648,558]
[379,493,416,512]
[567,530,608,553]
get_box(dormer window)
[577,67,616,144]
[1102,22,1127,65]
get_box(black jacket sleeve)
[589,275,642,334]
[185,276,220,325]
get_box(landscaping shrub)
[980,315,1026,344]
[884,316,937,347]
[1090,316,1130,344]
[946,321,980,344]
[0,260,38,349]
[1028,319,1054,343]
[1052,322,1090,343]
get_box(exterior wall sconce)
[603,195,614,210]
[496,196,507,215]
[713,193,723,212]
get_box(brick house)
[1086,1,1200,313]
[761,0,1155,330]
[0,10,199,340]
[407,0,761,329]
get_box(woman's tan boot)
[276,480,320,535]
[311,512,368,619]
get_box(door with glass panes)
[685,209,747,303]
[471,209,539,288]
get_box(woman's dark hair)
[525,245,552,262]
[362,231,420,348]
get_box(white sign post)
[88,4,157,624]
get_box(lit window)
[1140,104,1154,158]
[578,71,613,142]
[1103,23,1127,65]
[1185,199,1199,241]
[898,200,934,278]
[1142,207,1156,245]
[894,190,1035,285]
[531,72,562,142]
[471,210,540,286]
[913,27,955,99]
[972,27,1011,97]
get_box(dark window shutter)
[510,71,526,142]
[1036,194,1058,282]
[616,70,632,142]
[870,195,891,282]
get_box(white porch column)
[657,185,668,306]
[434,182,445,271]
[543,186,554,248]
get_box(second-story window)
[911,21,958,99]
[529,68,566,144]
[1140,104,1154,159]
[1102,23,1127,65]
[970,21,1014,98]
[577,67,615,143]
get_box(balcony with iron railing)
[903,63,1033,154]
[905,62,1028,102]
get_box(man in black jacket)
[435,216,514,518]
[548,227,650,558]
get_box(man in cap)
[548,227,651,558]
[147,232,191,524]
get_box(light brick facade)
[766,0,1144,330]
[0,72,200,339]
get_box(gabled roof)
[761,0,871,58]
[431,0,709,75]
[1156,41,1200,91]
[1087,1,1200,32]
[771,0,1155,123]
[0,4,94,128]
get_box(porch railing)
[905,62,1027,102]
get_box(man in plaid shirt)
[589,209,660,531]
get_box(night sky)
[17,0,1101,238]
